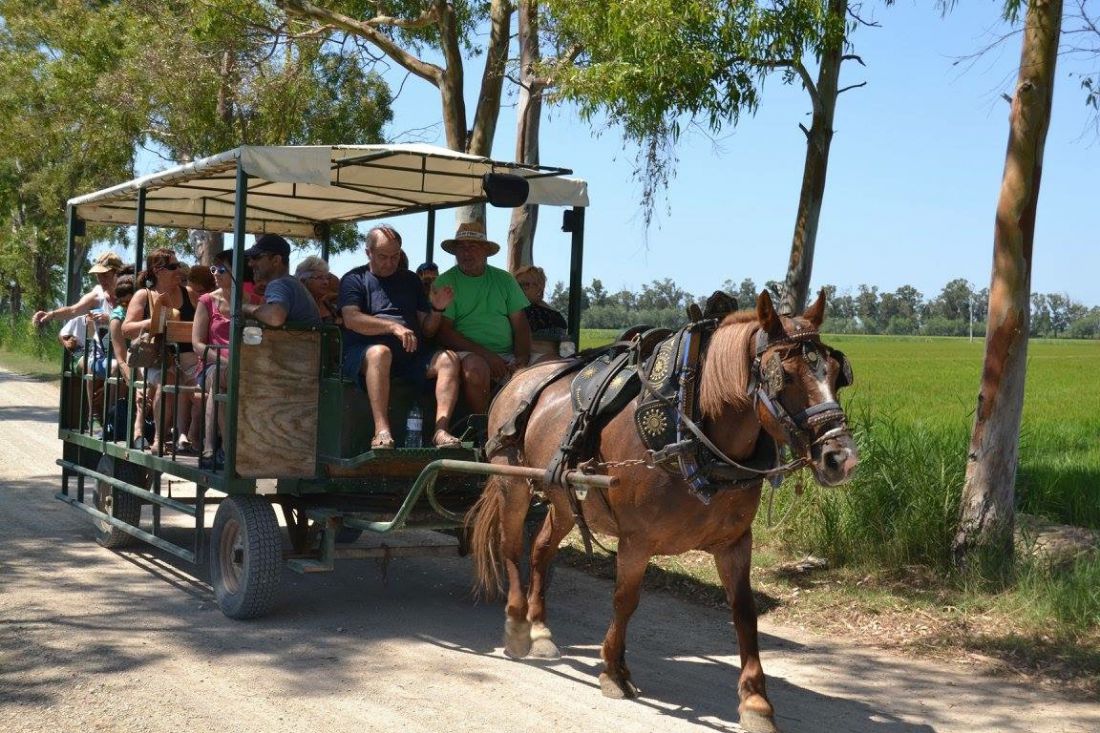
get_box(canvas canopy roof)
[67,144,589,239]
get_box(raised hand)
[430,284,454,312]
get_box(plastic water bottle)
[405,404,423,448]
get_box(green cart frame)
[54,144,612,619]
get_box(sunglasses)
[517,280,538,288]
[157,262,180,271]
[210,265,229,275]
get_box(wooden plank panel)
[236,329,320,478]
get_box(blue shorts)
[90,355,109,378]
[342,337,433,390]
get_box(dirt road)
[1,367,1097,733]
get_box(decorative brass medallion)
[610,373,627,389]
[640,408,668,437]
[581,365,597,380]
[649,346,671,382]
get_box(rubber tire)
[92,455,146,549]
[210,496,283,620]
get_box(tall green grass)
[752,335,1100,632]
[0,315,63,363]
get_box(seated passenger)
[122,247,200,452]
[514,265,568,363]
[58,314,108,422]
[295,255,341,324]
[433,222,531,414]
[193,251,234,470]
[339,225,461,450]
[241,234,321,327]
[415,261,439,299]
[34,251,123,328]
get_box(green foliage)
[0,0,394,310]
[760,336,1100,578]
[0,314,64,363]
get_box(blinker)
[829,348,853,389]
[764,353,784,397]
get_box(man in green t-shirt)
[434,221,532,413]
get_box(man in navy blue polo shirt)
[339,225,462,450]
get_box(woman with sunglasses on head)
[122,248,201,452]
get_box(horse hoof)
[503,619,532,659]
[528,637,561,659]
[599,672,638,699]
[739,709,780,733]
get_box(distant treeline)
[548,277,1100,339]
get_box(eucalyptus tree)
[953,0,1065,570]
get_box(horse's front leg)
[599,537,649,699]
[525,497,575,659]
[714,529,778,733]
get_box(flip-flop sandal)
[432,430,462,449]
[371,431,395,450]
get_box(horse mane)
[699,311,759,419]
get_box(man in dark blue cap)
[415,261,438,299]
[241,234,321,326]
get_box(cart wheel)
[210,496,282,620]
[92,455,146,549]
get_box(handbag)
[126,332,159,368]
[126,288,161,369]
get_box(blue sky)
[327,1,1098,307]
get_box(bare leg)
[600,537,649,699]
[363,344,393,436]
[428,350,460,435]
[459,352,491,414]
[714,530,777,733]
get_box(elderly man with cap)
[240,234,321,327]
[33,250,124,329]
[339,225,462,450]
[433,221,531,414]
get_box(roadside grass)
[0,316,63,380]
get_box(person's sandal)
[370,430,395,450]
[432,429,462,449]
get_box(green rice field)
[581,330,1100,531]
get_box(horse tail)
[466,477,504,598]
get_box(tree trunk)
[781,0,845,315]
[507,0,542,272]
[952,0,1063,570]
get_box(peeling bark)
[507,0,542,271]
[782,0,846,315]
[953,0,1063,570]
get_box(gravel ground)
[1,366,1098,733]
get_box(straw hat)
[440,221,500,256]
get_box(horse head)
[752,289,859,486]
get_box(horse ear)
[756,290,783,336]
[803,288,826,328]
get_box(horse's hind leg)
[525,497,575,659]
[497,475,535,659]
[599,537,649,699]
[714,530,778,733]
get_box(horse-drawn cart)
[55,144,610,619]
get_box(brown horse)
[467,291,858,733]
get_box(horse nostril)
[824,449,845,471]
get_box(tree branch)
[841,53,866,66]
[276,0,442,85]
[837,80,867,94]
[755,59,821,117]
